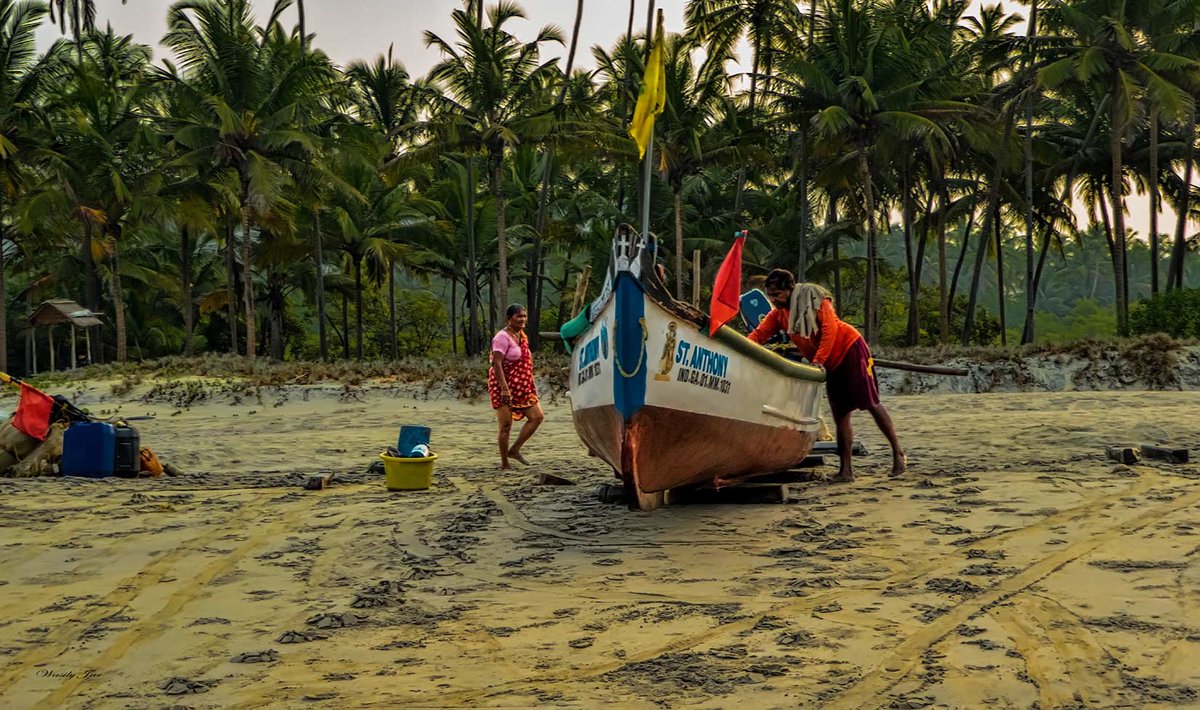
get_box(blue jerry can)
[61,422,117,478]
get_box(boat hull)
[566,231,824,510]
[573,404,817,493]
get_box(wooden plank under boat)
[566,225,826,510]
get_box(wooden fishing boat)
[566,225,826,510]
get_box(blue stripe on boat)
[613,272,646,421]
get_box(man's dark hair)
[764,269,795,292]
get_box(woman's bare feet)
[826,469,854,483]
[499,462,513,471]
[889,451,907,477]
[508,449,529,466]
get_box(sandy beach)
[1,380,1199,708]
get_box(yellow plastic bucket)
[380,452,438,490]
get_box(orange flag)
[709,231,746,335]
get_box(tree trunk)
[797,131,809,279]
[450,275,458,355]
[1022,0,1038,344]
[389,259,397,360]
[902,169,915,344]
[1150,106,1160,295]
[181,224,194,356]
[108,231,127,362]
[674,188,684,300]
[994,203,1007,347]
[241,205,256,359]
[82,221,104,363]
[963,115,1014,346]
[829,197,841,306]
[297,0,306,55]
[341,289,350,359]
[808,0,817,46]
[908,190,932,346]
[1110,82,1128,334]
[857,150,879,344]
[0,221,6,372]
[938,182,949,344]
[950,203,976,304]
[1169,108,1196,290]
[314,212,327,360]
[225,220,238,355]
[491,154,509,312]
[465,157,479,355]
[354,257,364,360]
[529,0,584,352]
[268,271,284,360]
[1021,221,1054,345]
[733,42,761,215]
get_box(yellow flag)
[628,10,666,160]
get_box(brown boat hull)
[574,404,817,501]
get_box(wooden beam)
[71,326,77,370]
[48,326,55,372]
[873,358,969,377]
[1141,445,1188,464]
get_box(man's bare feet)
[508,449,529,466]
[889,451,907,477]
[499,463,513,471]
[826,470,854,483]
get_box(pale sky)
[35,1,1174,238]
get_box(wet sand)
[1,382,1199,708]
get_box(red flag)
[709,231,746,335]
[13,383,55,441]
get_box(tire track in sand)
[991,594,1124,708]
[428,473,1183,705]
[828,482,1200,709]
[0,494,274,706]
[29,498,309,710]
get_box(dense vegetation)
[2,0,1200,374]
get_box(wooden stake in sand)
[570,266,592,318]
[691,249,701,307]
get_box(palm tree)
[162,0,336,359]
[421,1,562,321]
[776,0,968,343]
[1040,0,1199,333]
[658,34,740,299]
[685,0,803,212]
[0,0,63,371]
[33,29,160,362]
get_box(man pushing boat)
[746,269,906,482]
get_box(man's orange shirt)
[747,298,862,370]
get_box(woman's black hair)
[506,304,527,320]
[764,269,795,292]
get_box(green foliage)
[1130,289,1200,339]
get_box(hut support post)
[85,328,92,366]
[71,326,77,370]
[31,327,37,374]
[49,326,55,372]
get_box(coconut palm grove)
[2,0,1200,371]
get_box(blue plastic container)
[398,425,431,458]
[62,422,117,478]
[740,289,773,331]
